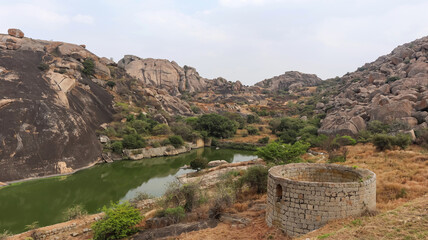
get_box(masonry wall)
[266,163,376,237]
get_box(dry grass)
[297,194,428,240]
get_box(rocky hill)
[118,55,244,96]
[255,71,322,93]
[318,36,428,136]
[0,30,115,181]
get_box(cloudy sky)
[1,0,427,85]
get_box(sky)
[1,0,428,85]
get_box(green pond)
[0,148,257,233]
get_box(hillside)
[318,36,428,136]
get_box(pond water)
[0,148,257,233]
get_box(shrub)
[92,202,142,240]
[155,207,185,223]
[38,63,49,71]
[0,230,11,240]
[82,58,95,76]
[257,137,269,144]
[367,120,389,134]
[161,138,171,146]
[386,76,400,83]
[63,204,87,221]
[132,120,150,135]
[328,148,348,163]
[170,122,194,141]
[209,185,235,219]
[246,114,260,124]
[130,192,154,205]
[333,135,357,146]
[151,124,171,135]
[256,141,310,165]
[305,134,328,147]
[372,133,411,151]
[236,166,268,194]
[111,141,123,154]
[150,141,161,148]
[246,126,259,135]
[391,133,411,150]
[189,157,208,171]
[122,134,146,149]
[372,134,393,151]
[196,114,237,138]
[168,135,184,148]
[357,130,373,143]
[415,128,428,148]
[106,81,116,88]
[190,105,201,114]
[222,112,246,129]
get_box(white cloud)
[219,0,275,8]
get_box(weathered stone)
[207,160,228,167]
[8,28,24,38]
[266,164,376,237]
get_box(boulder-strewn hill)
[255,71,322,92]
[318,36,428,136]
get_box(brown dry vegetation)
[177,143,428,240]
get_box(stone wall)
[266,163,376,237]
[123,140,204,160]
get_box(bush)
[209,185,235,219]
[170,122,194,141]
[106,81,116,88]
[372,134,392,151]
[256,141,310,165]
[122,134,146,149]
[155,207,185,223]
[168,135,184,148]
[415,128,428,148]
[0,230,11,240]
[257,137,269,144]
[357,130,373,143]
[151,124,171,135]
[82,58,95,76]
[236,166,268,194]
[63,204,87,221]
[111,141,123,154]
[367,120,389,134]
[246,126,259,135]
[196,114,237,138]
[37,63,49,71]
[333,135,357,146]
[372,133,411,151]
[130,192,154,205]
[222,112,246,129]
[386,76,400,83]
[246,114,260,124]
[132,120,150,135]
[189,157,208,171]
[392,133,412,150]
[190,105,201,114]
[92,202,142,240]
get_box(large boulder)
[8,28,24,38]
[255,71,322,92]
[370,100,413,123]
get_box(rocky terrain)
[318,36,428,136]
[255,71,322,93]
[0,31,115,182]
[2,27,427,183]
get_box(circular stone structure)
[266,163,376,237]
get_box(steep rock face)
[117,55,245,95]
[319,36,428,135]
[0,32,114,182]
[255,71,322,92]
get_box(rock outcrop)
[255,71,322,92]
[118,55,245,95]
[319,36,428,135]
[0,31,114,182]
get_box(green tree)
[196,114,237,138]
[256,141,310,165]
[151,124,171,135]
[82,58,95,76]
[111,141,123,154]
[168,135,184,148]
[122,134,146,149]
[92,202,142,240]
[189,157,208,171]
